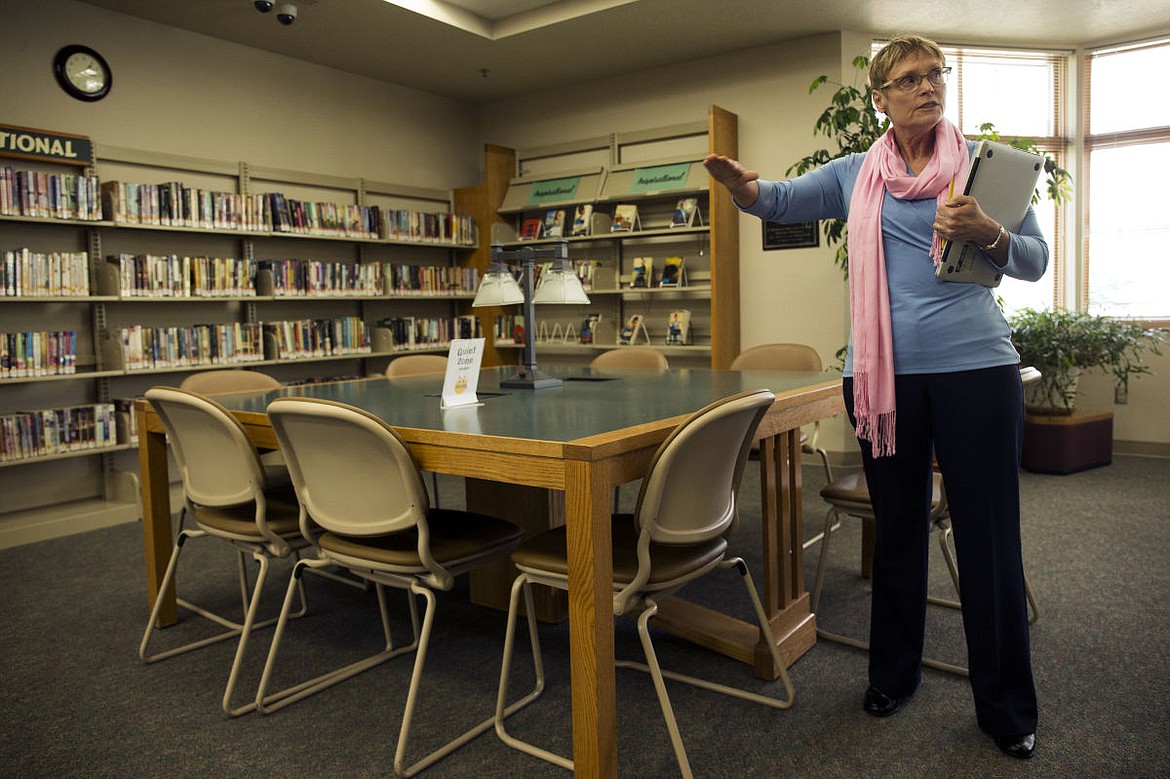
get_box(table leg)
[137,404,176,627]
[563,459,618,778]
[754,429,815,676]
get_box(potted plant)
[1009,307,1164,414]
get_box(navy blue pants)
[843,365,1037,737]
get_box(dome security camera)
[254,1,274,12]
[276,3,297,25]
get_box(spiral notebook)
[936,141,1046,288]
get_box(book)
[665,309,691,346]
[670,197,699,228]
[630,256,653,288]
[574,259,598,291]
[519,217,542,240]
[543,208,566,238]
[571,204,593,236]
[579,313,601,345]
[611,204,638,232]
[659,256,684,287]
[619,313,644,345]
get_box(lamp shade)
[532,265,591,305]
[472,265,524,307]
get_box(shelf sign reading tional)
[527,177,581,206]
[629,162,692,194]
[763,220,820,251]
[0,123,94,165]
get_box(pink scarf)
[847,119,969,457]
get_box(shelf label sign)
[0,124,94,165]
[527,177,580,205]
[629,163,691,194]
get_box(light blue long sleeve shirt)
[741,146,1049,376]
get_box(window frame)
[1083,36,1170,327]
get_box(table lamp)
[472,240,589,389]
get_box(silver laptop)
[936,141,1045,287]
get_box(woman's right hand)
[703,154,760,207]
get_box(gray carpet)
[2,454,1168,778]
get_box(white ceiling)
[77,0,1170,104]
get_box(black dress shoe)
[993,733,1036,759]
[862,685,910,717]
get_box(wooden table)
[137,365,843,778]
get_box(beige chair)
[384,353,450,378]
[493,389,794,776]
[138,386,310,717]
[179,368,283,394]
[811,367,1042,676]
[730,343,834,486]
[590,348,669,510]
[589,347,669,371]
[180,369,287,476]
[257,397,542,777]
[176,369,289,528]
[384,354,450,506]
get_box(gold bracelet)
[983,224,1007,251]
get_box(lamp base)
[500,369,562,390]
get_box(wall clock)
[53,45,112,102]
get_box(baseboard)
[0,498,141,550]
[820,441,1167,471]
[1113,440,1170,459]
[0,482,184,550]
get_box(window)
[872,42,1070,316]
[1085,38,1170,321]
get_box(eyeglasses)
[878,66,952,92]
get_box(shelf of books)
[1,135,481,544]
[478,106,738,371]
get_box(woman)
[704,35,1045,759]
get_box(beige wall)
[0,0,482,189]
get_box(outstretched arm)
[703,154,761,208]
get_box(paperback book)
[670,197,699,228]
[611,204,639,232]
[571,204,593,236]
[630,256,653,288]
[543,208,566,238]
[665,309,691,345]
[579,313,601,345]
[659,256,684,287]
[619,313,645,345]
[519,217,542,240]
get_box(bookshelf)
[1,145,479,545]
[479,105,739,369]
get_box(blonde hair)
[869,35,946,89]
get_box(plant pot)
[1022,409,1113,473]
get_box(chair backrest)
[180,369,282,394]
[634,389,775,545]
[729,343,822,373]
[384,354,449,378]
[145,386,267,508]
[589,348,669,371]
[267,397,431,538]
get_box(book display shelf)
[483,106,740,370]
[1,143,479,544]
